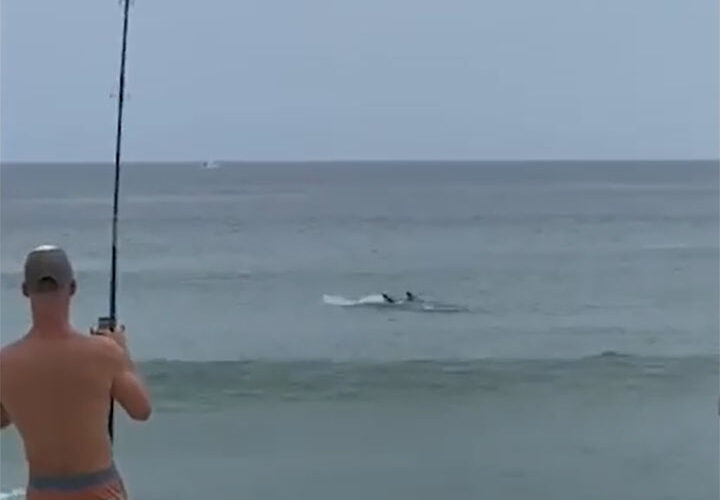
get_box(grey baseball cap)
[23,245,74,293]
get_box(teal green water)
[1,161,717,499]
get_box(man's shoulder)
[1,333,123,369]
[81,334,125,366]
[0,337,29,361]
[0,337,35,381]
[81,332,121,352]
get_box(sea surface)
[0,160,718,499]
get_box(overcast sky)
[1,0,718,162]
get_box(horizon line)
[2,158,719,165]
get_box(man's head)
[22,245,76,298]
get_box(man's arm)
[0,402,12,429]
[111,352,152,421]
[0,349,13,429]
[95,327,152,421]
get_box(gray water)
[0,161,718,499]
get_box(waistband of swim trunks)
[28,463,120,491]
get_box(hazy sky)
[1,0,718,162]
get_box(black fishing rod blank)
[95,0,132,443]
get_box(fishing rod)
[96,0,132,442]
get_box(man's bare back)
[0,329,146,475]
[0,245,151,499]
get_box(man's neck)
[25,288,75,337]
[29,309,72,337]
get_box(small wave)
[561,181,717,193]
[138,355,718,408]
[642,243,693,251]
[418,302,470,313]
[594,350,634,359]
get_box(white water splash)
[323,294,387,306]
[0,489,25,500]
[322,294,469,313]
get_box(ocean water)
[0,160,718,499]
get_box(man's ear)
[22,282,29,297]
[70,280,77,296]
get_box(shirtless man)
[0,245,151,499]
